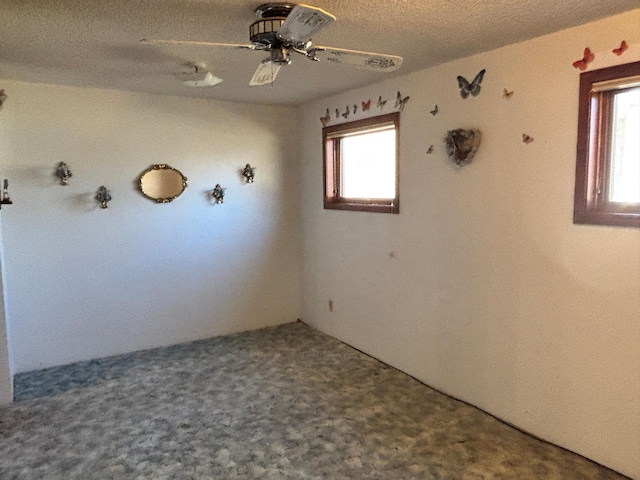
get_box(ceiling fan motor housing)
[250,3,296,46]
[249,17,286,45]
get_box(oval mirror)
[138,164,188,203]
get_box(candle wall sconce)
[95,186,112,209]
[211,184,226,204]
[0,179,12,209]
[56,162,73,185]
[242,164,255,184]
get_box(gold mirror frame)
[138,164,188,203]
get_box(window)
[574,61,640,227]
[323,112,400,213]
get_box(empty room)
[0,1,638,478]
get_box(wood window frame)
[573,61,640,228]
[323,112,400,214]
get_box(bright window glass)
[340,128,396,199]
[609,87,640,203]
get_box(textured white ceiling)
[0,1,637,105]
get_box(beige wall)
[0,82,302,373]
[299,10,640,479]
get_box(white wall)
[0,217,12,404]
[299,10,640,479]
[0,82,302,374]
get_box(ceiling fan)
[141,3,403,86]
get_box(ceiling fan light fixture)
[270,47,291,65]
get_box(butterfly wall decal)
[353,104,358,114]
[335,108,340,119]
[522,133,534,144]
[426,145,434,154]
[320,108,330,126]
[612,40,628,56]
[457,69,486,98]
[502,88,514,99]
[342,105,350,119]
[362,99,371,111]
[395,91,410,111]
[430,105,438,116]
[0,90,7,111]
[377,96,387,109]
[572,47,594,71]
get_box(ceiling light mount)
[255,3,296,19]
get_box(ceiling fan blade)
[312,47,403,72]
[140,39,258,50]
[249,60,282,86]
[277,5,335,45]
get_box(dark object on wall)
[211,184,226,204]
[0,89,7,111]
[242,164,255,184]
[95,186,112,209]
[395,91,409,111]
[56,162,72,185]
[444,128,481,166]
[0,178,12,208]
[457,69,486,98]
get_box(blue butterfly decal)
[457,69,486,99]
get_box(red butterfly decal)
[362,99,371,111]
[572,47,594,71]
[612,40,628,56]
[426,145,434,154]
[522,134,534,145]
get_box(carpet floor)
[1,321,627,479]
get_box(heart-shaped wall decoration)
[444,128,481,166]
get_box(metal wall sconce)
[211,184,225,204]
[0,179,12,209]
[95,186,112,209]
[56,162,73,185]
[242,164,255,184]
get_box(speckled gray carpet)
[1,322,627,479]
